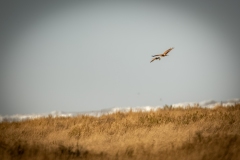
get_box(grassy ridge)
[1,104,240,160]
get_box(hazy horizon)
[1,98,239,122]
[1,1,240,115]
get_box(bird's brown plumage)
[150,57,161,63]
[152,47,174,57]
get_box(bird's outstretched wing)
[150,57,160,63]
[152,47,174,57]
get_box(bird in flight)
[152,47,174,57]
[150,56,161,63]
[150,47,174,63]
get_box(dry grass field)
[1,104,240,160]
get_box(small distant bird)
[152,47,174,57]
[150,56,161,63]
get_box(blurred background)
[0,0,240,115]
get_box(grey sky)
[0,1,240,115]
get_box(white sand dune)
[0,98,239,122]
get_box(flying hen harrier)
[150,47,174,63]
[152,47,174,57]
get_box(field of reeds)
[1,104,240,160]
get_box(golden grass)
[1,104,240,160]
